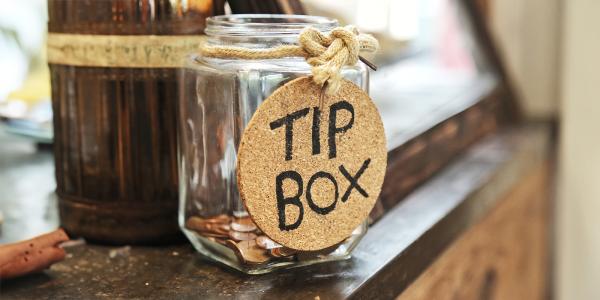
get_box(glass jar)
[178,15,369,274]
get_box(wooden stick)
[359,55,378,71]
[0,229,69,279]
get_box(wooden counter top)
[0,124,552,299]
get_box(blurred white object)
[1,99,53,143]
[0,0,47,100]
[0,0,52,143]
[302,0,422,41]
[0,100,28,119]
[356,0,389,32]
[388,0,420,40]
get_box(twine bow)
[200,25,379,94]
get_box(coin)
[212,223,231,235]
[228,230,258,242]
[226,240,270,264]
[187,218,228,234]
[230,217,257,232]
[256,235,280,250]
[268,248,283,258]
[269,247,297,258]
[185,217,208,231]
[188,214,348,265]
[200,231,229,239]
[205,214,231,224]
[206,236,228,245]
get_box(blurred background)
[0,0,597,298]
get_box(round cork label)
[237,77,387,251]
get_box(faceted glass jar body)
[178,15,369,274]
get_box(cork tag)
[237,77,387,251]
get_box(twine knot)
[299,25,378,94]
[200,25,379,94]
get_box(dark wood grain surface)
[0,125,551,299]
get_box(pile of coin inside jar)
[185,215,339,264]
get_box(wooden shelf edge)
[348,124,553,299]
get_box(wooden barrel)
[47,0,219,244]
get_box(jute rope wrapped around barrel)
[200,25,379,94]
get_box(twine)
[200,25,379,94]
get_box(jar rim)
[205,14,338,37]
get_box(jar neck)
[204,14,338,48]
